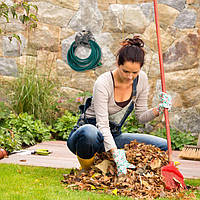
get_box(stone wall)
[0,0,200,135]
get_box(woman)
[67,36,172,176]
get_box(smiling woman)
[67,36,172,176]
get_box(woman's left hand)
[156,92,172,115]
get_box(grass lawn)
[0,163,199,200]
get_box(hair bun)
[120,36,144,48]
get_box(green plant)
[0,113,51,153]
[0,1,38,41]
[52,111,79,140]
[0,127,21,153]
[0,102,11,123]
[121,113,197,150]
[150,128,197,150]
[121,111,144,133]
[10,66,59,125]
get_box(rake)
[153,0,186,190]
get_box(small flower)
[57,98,64,103]
[75,97,83,103]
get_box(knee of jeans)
[78,124,100,143]
[160,140,168,151]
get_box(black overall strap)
[116,75,139,128]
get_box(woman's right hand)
[112,149,135,176]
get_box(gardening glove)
[112,149,136,176]
[156,92,172,115]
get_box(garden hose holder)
[67,30,102,72]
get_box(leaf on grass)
[95,160,112,174]
[67,184,78,188]
[112,188,118,196]
[35,179,39,183]
[90,185,96,190]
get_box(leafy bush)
[150,128,197,150]
[52,111,78,140]
[0,102,11,124]
[0,113,51,153]
[122,112,144,133]
[0,127,21,153]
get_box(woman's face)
[118,61,141,82]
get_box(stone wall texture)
[0,0,200,135]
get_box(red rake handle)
[153,0,172,163]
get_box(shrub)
[52,111,78,140]
[0,102,11,125]
[0,127,21,153]
[0,113,51,153]
[150,128,197,150]
[122,112,144,133]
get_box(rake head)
[161,162,186,190]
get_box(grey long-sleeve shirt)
[85,70,156,152]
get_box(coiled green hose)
[67,40,102,72]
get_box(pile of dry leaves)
[62,140,196,199]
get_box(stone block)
[173,9,197,29]
[165,68,200,92]
[36,50,58,77]
[41,0,79,10]
[158,0,185,12]
[32,1,75,28]
[142,22,175,53]
[157,4,180,29]
[28,22,60,52]
[3,34,27,57]
[104,4,149,34]
[69,0,103,33]
[16,56,37,69]
[0,57,18,77]
[163,32,200,72]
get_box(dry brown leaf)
[95,159,112,174]
[150,158,161,170]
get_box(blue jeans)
[67,124,168,159]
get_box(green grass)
[0,164,199,200]
[0,164,131,200]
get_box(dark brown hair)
[117,36,145,67]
